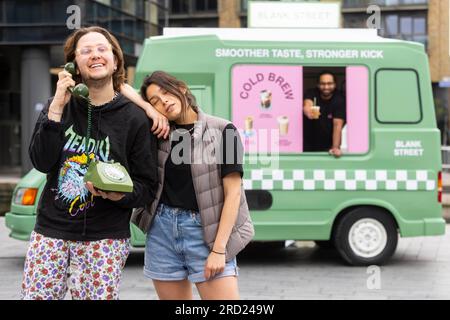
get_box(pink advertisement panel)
[232,65,303,153]
[346,66,369,153]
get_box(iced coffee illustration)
[244,116,254,137]
[277,116,289,136]
[260,90,272,109]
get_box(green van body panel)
[5,29,445,248]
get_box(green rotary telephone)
[64,62,133,193]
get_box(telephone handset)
[63,62,133,193]
[64,62,89,101]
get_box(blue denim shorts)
[144,203,239,283]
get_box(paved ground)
[1,217,449,300]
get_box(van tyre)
[334,207,398,266]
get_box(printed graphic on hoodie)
[56,125,111,216]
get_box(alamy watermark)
[366,265,381,290]
[66,5,81,30]
[366,5,381,30]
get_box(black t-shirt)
[303,88,346,152]
[160,123,244,212]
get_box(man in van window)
[303,71,346,158]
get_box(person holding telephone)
[21,26,158,300]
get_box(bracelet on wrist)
[211,249,226,255]
[49,109,63,115]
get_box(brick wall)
[219,0,241,28]
[428,0,450,82]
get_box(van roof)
[157,27,406,44]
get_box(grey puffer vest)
[131,110,254,262]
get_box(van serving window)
[231,64,369,154]
[376,69,422,124]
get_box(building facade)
[0,0,168,173]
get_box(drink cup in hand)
[311,106,321,119]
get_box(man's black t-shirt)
[160,123,244,212]
[303,88,346,152]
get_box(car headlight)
[14,188,38,205]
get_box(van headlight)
[14,188,38,206]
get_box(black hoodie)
[29,93,157,241]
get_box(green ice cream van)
[5,28,445,265]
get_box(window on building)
[149,1,160,26]
[5,0,67,23]
[343,13,366,29]
[343,0,427,8]
[110,5,122,35]
[383,13,427,45]
[400,17,413,36]
[96,3,112,29]
[195,0,206,11]
[384,15,399,36]
[135,0,145,19]
[242,0,248,11]
[111,0,122,8]
[344,12,427,47]
[193,0,218,12]
[172,0,189,13]
[122,0,136,15]
[123,17,135,38]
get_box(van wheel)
[334,207,398,266]
[314,240,334,249]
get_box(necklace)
[92,91,119,107]
[186,126,195,134]
[175,125,195,134]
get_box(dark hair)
[317,71,336,83]
[63,26,125,92]
[140,71,199,121]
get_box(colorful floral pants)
[21,231,130,300]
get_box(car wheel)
[334,207,398,266]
